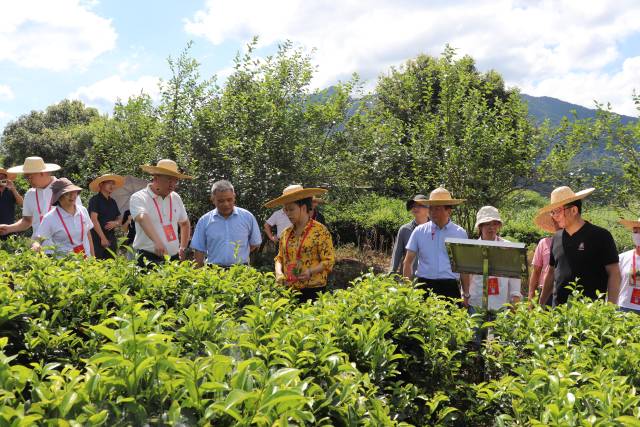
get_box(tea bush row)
[1,239,640,425]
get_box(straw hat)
[534,211,559,233]
[421,187,465,206]
[7,157,61,174]
[0,167,17,181]
[140,159,193,179]
[89,174,125,192]
[264,185,328,208]
[537,186,595,214]
[50,178,82,205]
[406,194,429,210]
[312,196,326,204]
[474,206,502,233]
[619,218,640,230]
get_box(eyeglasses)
[549,206,572,217]
[0,180,6,185]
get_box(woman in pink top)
[528,212,560,305]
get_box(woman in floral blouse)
[265,185,335,302]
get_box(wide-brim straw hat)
[140,159,193,179]
[0,168,17,181]
[537,186,595,214]
[421,187,465,206]
[474,205,502,233]
[619,218,640,230]
[265,185,328,208]
[406,194,429,211]
[51,178,82,205]
[534,211,559,233]
[7,156,61,174]
[312,196,326,204]
[89,174,126,192]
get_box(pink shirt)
[532,236,552,288]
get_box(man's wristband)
[463,293,470,298]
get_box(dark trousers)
[416,278,461,299]
[296,287,324,303]
[91,230,117,260]
[137,250,179,269]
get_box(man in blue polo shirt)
[191,180,261,267]
[403,187,471,306]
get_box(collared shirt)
[0,188,17,224]
[88,192,121,232]
[390,220,419,274]
[129,185,188,256]
[23,178,83,237]
[469,237,522,310]
[266,209,292,238]
[36,206,93,256]
[275,220,335,289]
[618,249,640,310]
[191,206,261,265]
[406,220,468,280]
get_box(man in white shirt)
[0,157,81,237]
[264,207,292,243]
[130,159,191,267]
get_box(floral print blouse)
[275,219,335,289]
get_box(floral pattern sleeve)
[274,220,335,289]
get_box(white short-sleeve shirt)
[129,185,188,256]
[23,178,83,237]
[469,237,522,310]
[36,206,93,256]
[266,209,292,238]
[618,249,640,310]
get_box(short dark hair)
[565,199,582,215]
[295,197,313,212]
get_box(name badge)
[488,277,500,296]
[163,224,177,242]
[630,288,640,306]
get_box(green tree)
[347,46,541,231]
[0,100,100,178]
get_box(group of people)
[0,157,335,302]
[391,185,638,313]
[0,155,638,310]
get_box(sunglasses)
[0,180,7,185]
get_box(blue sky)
[1,0,639,131]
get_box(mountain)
[519,94,637,126]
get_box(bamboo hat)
[537,186,595,214]
[619,218,640,230]
[534,211,559,233]
[421,187,465,206]
[140,159,193,180]
[89,174,125,193]
[264,185,328,208]
[7,156,61,174]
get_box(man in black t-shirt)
[538,186,620,306]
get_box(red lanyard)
[285,219,314,261]
[56,207,84,246]
[152,194,172,224]
[35,189,52,223]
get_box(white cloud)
[70,75,160,111]
[0,85,14,101]
[185,0,640,116]
[0,0,117,71]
